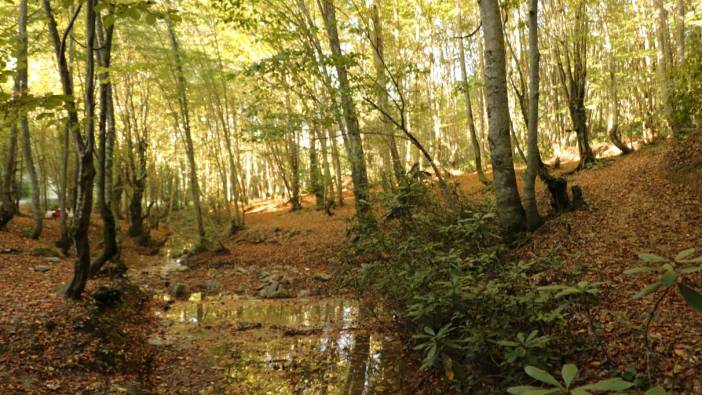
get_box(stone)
[264,274,283,283]
[235,266,249,275]
[169,283,189,299]
[30,247,60,258]
[199,280,220,294]
[32,265,50,272]
[297,289,311,298]
[280,275,298,286]
[313,273,332,282]
[161,259,190,277]
[45,257,60,263]
[259,281,290,299]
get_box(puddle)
[155,295,407,394]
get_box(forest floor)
[1,139,701,394]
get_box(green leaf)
[555,288,581,298]
[679,266,702,274]
[678,283,702,311]
[507,386,559,395]
[507,386,547,395]
[577,378,634,392]
[675,248,696,261]
[538,285,567,292]
[638,253,668,263]
[623,267,656,275]
[633,282,661,299]
[525,366,562,388]
[659,271,678,288]
[145,13,157,25]
[644,385,669,395]
[561,364,578,388]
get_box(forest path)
[140,196,414,394]
[517,144,702,391]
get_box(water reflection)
[157,296,404,394]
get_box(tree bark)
[320,0,374,225]
[654,0,678,137]
[65,0,97,299]
[371,1,404,186]
[167,19,206,246]
[43,0,80,252]
[456,8,489,186]
[675,0,685,64]
[90,10,119,275]
[607,48,632,155]
[524,0,542,231]
[14,0,42,238]
[555,3,595,168]
[289,129,302,211]
[309,126,324,209]
[478,0,526,235]
[328,128,344,206]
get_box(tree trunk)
[457,9,489,186]
[478,0,526,235]
[371,1,404,185]
[167,19,206,247]
[524,0,542,231]
[318,127,334,206]
[654,0,677,137]
[328,129,344,207]
[90,10,119,275]
[321,0,373,225]
[14,0,42,238]
[289,130,302,211]
[309,127,324,209]
[66,0,97,300]
[607,50,632,155]
[675,0,685,64]
[43,0,79,252]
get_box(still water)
[155,295,407,394]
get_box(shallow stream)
[154,294,407,394]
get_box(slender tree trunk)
[0,129,19,229]
[675,0,685,64]
[654,0,677,137]
[167,20,206,246]
[223,121,243,230]
[90,11,119,275]
[478,0,526,235]
[607,51,632,154]
[14,0,42,238]
[524,0,542,231]
[309,126,324,209]
[43,0,79,251]
[289,130,302,211]
[457,8,489,185]
[318,128,334,205]
[328,129,344,206]
[371,1,404,185]
[321,0,373,224]
[66,0,97,300]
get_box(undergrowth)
[341,169,604,391]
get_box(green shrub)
[345,173,599,389]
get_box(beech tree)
[478,0,526,235]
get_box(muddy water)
[155,295,407,394]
